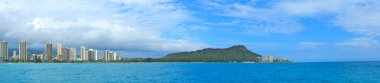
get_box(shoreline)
[2,61,379,64]
[0,61,292,64]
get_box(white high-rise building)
[37,54,44,60]
[61,48,76,61]
[104,50,111,61]
[1,41,8,60]
[87,49,97,61]
[12,50,17,60]
[80,46,88,61]
[57,43,62,60]
[112,52,117,61]
[116,56,121,60]
[104,50,120,61]
[94,50,98,60]
[19,41,27,62]
[69,48,76,60]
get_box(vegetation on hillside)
[158,45,262,62]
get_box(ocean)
[0,62,379,83]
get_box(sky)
[0,0,380,62]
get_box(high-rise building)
[62,48,77,61]
[84,50,89,60]
[12,50,17,60]
[112,52,117,60]
[87,49,97,61]
[1,41,8,60]
[45,42,53,61]
[104,50,111,61]
[31,54,37,61]
[116,56,121,60]
[69,48,76,60]
[57,43,62,60]
[80,46,87,61]
[94,50,98,60]
[36,54,44,61]
[19,41,27,62]
[104,50,119,61]
[268,55,273,62]
[62,48,69,61]
[261,55,273,62]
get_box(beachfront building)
[45,42,53,61]
[80,46,88,61]
[261,55,273,62]
[31,54,44,61]
[37,54,44,60]
[62,48,76,61]
[88,49,97,61]
[1,41,122,62]
[11,50,17,60]
[80,46,100,61]
[116,55,121,61]
[112,52,118,60]
[61,48,68,60]
[104,50,120,61]
[1,41,8,60]
[104,50,111,61]
[31,54,39,61]
[69,48,76,60]
[57,43,62,60]
[19,41,27,62]
[62,48,69,60]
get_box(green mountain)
[159,45,262,62]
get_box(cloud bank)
[0,0,208,57]
[201,0,380,48]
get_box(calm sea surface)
[0,62,379,83]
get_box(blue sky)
[1,0,380,62]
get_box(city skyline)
[0,40,121,62]
[1,0,380,62]
[1,1,379,82]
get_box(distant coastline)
[1,42,292,63]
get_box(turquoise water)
[0,62,380,83]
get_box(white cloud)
[333,2,380,36]
[337,37,379,47]
[243,19,303,36]
[201,0,380,37]
[298,42,323,49]
[274,0,380,37]
[274,0,380,49]
[200,0,304,36]
[0,0,208,56]
[276,0,346,16]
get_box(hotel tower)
[19,41,27,62]
[57,43,62,60]
[1,41,8,60]
[45,42,53,61]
